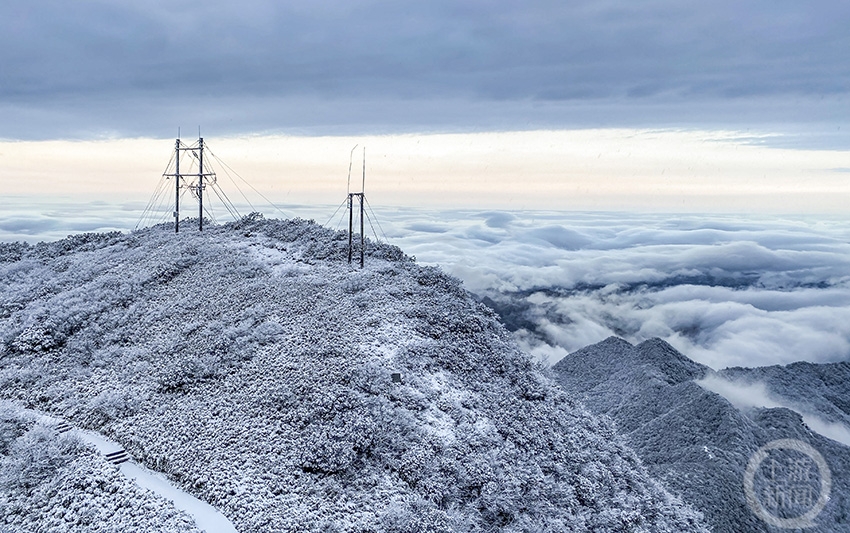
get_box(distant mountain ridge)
[719,360,850,430]
[0,217,706,532]
[553,336,850,532]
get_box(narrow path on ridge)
[5,402,237,533]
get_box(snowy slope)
[0,402,203,533]
[0,216,707,532]
[718,361,850,438]
[553,337,850,532]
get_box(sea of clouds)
[3,197,849,371]
[380,209,850,370]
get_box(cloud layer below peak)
[383,210,850,370]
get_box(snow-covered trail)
[74,428,238,533]
[6,402,237,533]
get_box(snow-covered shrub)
[368,240,408,263]
[412,265,465,297]
[379,495,453,533]
[33,231,123,259]
[0,405,30,455]
[298,427,358,474]
[9,323,64,354]
[149,258,196,284]
[85,389,141,427]
[0,425,83,493]
[156,355,218,393]
[0,219,709,532]
[0,242,29,263]
[230,211,266,230]
[342,275,369,294]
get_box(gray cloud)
[1,1,848,141]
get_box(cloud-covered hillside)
[553,337,850,532]
[0,216,706,532]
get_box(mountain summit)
[0,217,705,532]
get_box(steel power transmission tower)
[347,146,366,268]
[163,135,215,232]
[348,192,365,268]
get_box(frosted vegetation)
[0,216,706,532]
[0,403,201,532]
[554,337,850,533]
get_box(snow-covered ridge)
[1,216,706,532]
[553,336,850,533]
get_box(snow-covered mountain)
[0,216,706,532]
[553,337,850,532]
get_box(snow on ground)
[0,401,204,533]
[119,462,237,533]
[11,402,238,532]
[73,423,237,533]
[0,216,708,532]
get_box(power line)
[364,197,389,244]
[206,146,289,219]
[325,198,349,228]
[209,182,241,221]
[136,149,177,230]
[210,152,256,212]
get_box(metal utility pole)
[359,192,365,268]
[346,146,367,268]
[174,139,180,233]
[348,193,354,264]
[347,192,365,268]
[198,137,204,231]
[361,147,365,268]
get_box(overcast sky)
[1,0,848,144]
